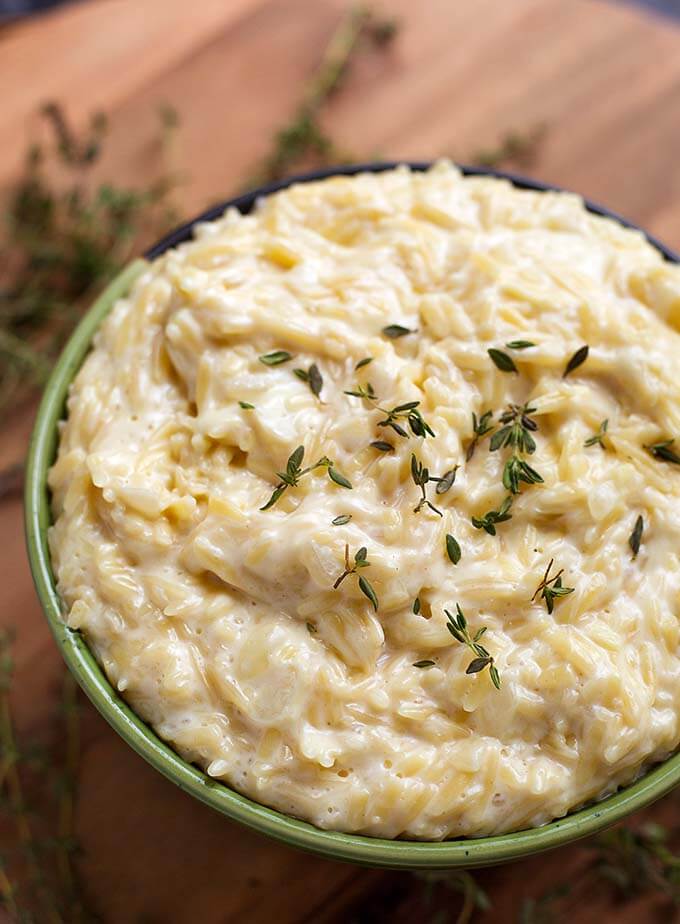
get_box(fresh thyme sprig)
[344,383,436,440]
[471,495,513,535]
[645,438,680,465]
[260,445,352,509]
[410,454,443,516]
[585,418,608,449]
[293,362,323,398]
[445,605,501,689]
[333,543,379,610]
[531,559,574,614]
[489,403,543,495]
[466,410,494,461]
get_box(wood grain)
[2,1,680,921]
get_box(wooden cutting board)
[2,1,680,921]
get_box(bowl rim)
[24,161,680,869]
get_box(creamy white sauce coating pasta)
[49,163,680,839]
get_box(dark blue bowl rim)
[146,161,679,264]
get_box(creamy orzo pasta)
[48,163,680,839]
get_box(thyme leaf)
[294,362,323,397]
[645,439,680,466]
[259,350,293,366]
[370,440,394,452]
[435,466,458,494]
[563,345,589,377]
[332,514,352,526]
[413,660,436,669]
[239,401,255,409]
[488,348,518,373]
[355,356,373,370]
[382,324,414,339]
[629,515,644,560]
[506,340,535,350]
[446,534,461,564]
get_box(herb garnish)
[645,439,680,465]
[379,401,435,439]
[306,622,317,634]
[411,454,443,516]
[471,495,513,535]
[344,381,377,401]
[490,402,544,495]
[466,410,494,461]
[293,362,323,397]
[532,559,574,614]
[413,660,436,669]
[370,440,394,452]
[413,597,421,614]
[563,345,589,377]
[239,401,255,409]
[355,356,373,370]
[446,534,461,564]
[445,605,501,689]
[260,445,352,509]
[435,467,458,494]
[332,514,352,526]
[344,384,435,439]
[506,340,535,350]
[585,419,608,449]
[488,348,518,373]
[333,543,379,611]
[259,350,293,366]
[382,324,414,339]
[629,515,644,560]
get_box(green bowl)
[25,163,680,869]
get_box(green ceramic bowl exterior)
[25,167,680,869]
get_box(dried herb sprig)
[0,102,180,420]
[445,605,501,689]
[466,410,494,461]
[333,543,379,610]
[471,495,513,535]
[531,559,574,614]
[585,419,609,449]
[260,445,351,509]
[244,6,398,188]
[471,123,547,169]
